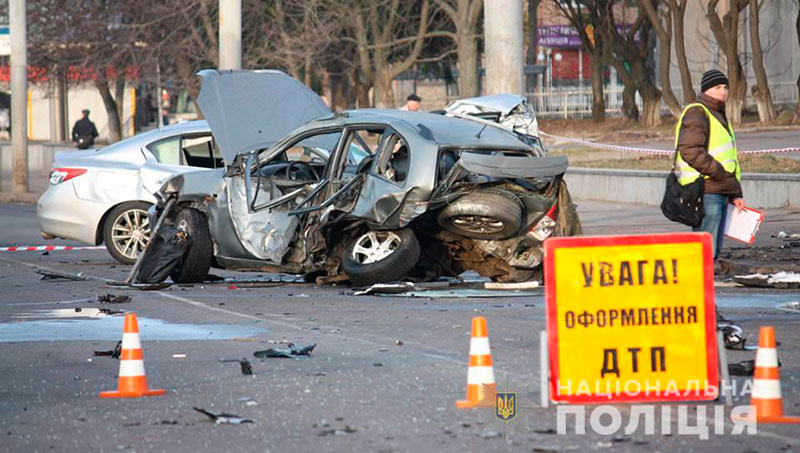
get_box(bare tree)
[432,0,483,97]
[706,0,748,125]
[350,0,442,108]
[668,0,693,103]
[640,0,681,117]
[749,0,776,122]
[554,1,606,122]
[599,2,663,126]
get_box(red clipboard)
[723,205,764,245]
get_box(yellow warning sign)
[544,233,719,403]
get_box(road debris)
[172,354,187,359]
[219,358,253,375]
[381,288,540,298]
[97,294,131,304]
[93,341,122,358]
[728,359,756,376]
[253,343,316,358]
[98,308,124,316]
[734,271,800,289]
[136,227,191,284]
[354,282,415,296]
[483,281,540,290]
[36,269,87,281]
[318,426,357,436]
[193,407,253,425]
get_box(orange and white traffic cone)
[746,326,800,423]
[456,316,496,408]
[99,312,166,398]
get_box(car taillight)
[49,168,87,185]
[528,202,558,241]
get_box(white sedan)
[37,121,220,264]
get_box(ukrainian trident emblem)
[495,392,517,421]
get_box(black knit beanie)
[701,69,729,93]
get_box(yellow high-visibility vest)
[674,103,741,185]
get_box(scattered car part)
[135,226,191,284]
[253,343,317,358]
[96,294,132,304]
[103,201,152,265]
[169,208,214,283]
[342,229,420,287]
[93,341,122,358]
[728,359,756,376]
[353,282,416,296]
[437,189,523,240]
[219,358,253,375]
[124,198,175,284]
[36,269,87,281]
[734,272,800,289]
[193,407,253,425]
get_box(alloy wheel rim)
[111,208,151,260]
[451,215,505,234]
[351,231,401,265]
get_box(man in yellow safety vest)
[674,69,744,272]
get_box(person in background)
[72,109,99,149]
[674,69,744,274]
[161,107,170,126]
[401,94,421,111]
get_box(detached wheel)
[103,201,152,265]
[342,229,420,287]
[169,208,213,283]
[438,189,523,240]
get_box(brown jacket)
[675,93,743,198]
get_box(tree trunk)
[457,31,480,97]
[749,0,775,123]
[374,66,396,108]
[114,76,125,135]
[726,60,746,126]
[657,13,680,118]
[622,83,639,122]
[589,53,605,122]
[304,52,313,88]
[671,0,693,103]
[95,75,122,143]
[177,54,203,119]
[355,68,371,108]
[527,0,540,64]
[639,82,663,127]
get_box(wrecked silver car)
[141,70,581,286]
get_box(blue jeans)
[693,193,729,260]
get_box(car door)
[225,129,343,263]
[349,126,412,225]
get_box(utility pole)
[483,0,524,95]
[219,0,242,70]
[10,0,27,193]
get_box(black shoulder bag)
[660,150,704,227]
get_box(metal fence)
[526,82,799,118]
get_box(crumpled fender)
[457,153,568,179]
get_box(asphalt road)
[0,202,798,452]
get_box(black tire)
[169,208,213,283]
[342,228,420,287]
[438,189,523,240]
[103,201,152,265]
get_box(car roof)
[309,110,532,151]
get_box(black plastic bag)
[135,226,191,283]
[660,171,704,227]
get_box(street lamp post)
[10,0,27,194]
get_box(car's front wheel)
[103,201,152,265]
[342,229,420,287]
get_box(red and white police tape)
[539,131,800,155]
[0,245,105,252]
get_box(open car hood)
[197,69,332,163]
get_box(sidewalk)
[576,199,800,273]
